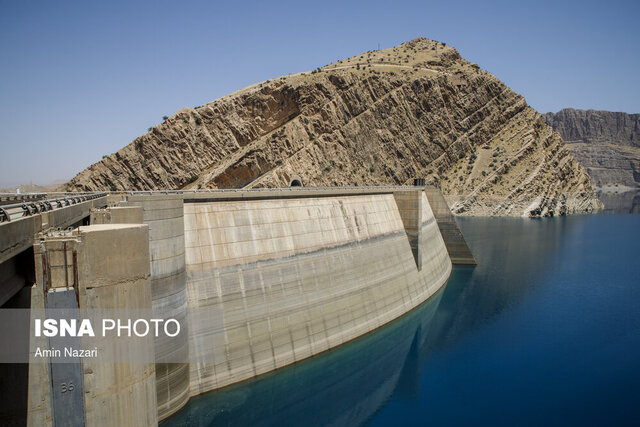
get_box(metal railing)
[0,192,107,223]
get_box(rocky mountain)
[62,38,601,216]
[544,109,640,189]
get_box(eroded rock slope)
[63,38,601,216]
[544,108,640,189]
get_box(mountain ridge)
[62,38,601,217]
[544,108,640,189]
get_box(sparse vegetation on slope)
[62,38,601,216]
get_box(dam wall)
[126,195,190,420]
[183,191,452,397]
[20,187,470,424]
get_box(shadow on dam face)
[162,286,447,427]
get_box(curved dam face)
[183,191,452,397]
[23,187,460,425]
[166,282,446,426]
[127,195,190,421]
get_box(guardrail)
[0,193,107,223]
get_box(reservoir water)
[165,212,640,426]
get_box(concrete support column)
[393,190,423,270]
[28,224,157,426]
[27,282,52,426]
[127,195,189,421]
[424,187,476,265]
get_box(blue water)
[165,214,640,426]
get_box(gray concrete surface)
[90,206,143,224]
[184,191,452,395]
[126,195,190,421]
[425,188,476,265]
[12,187,474,425]
[28,224,157,427]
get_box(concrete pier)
[394,190,425,270]
[28,224,157,427]
[127,195,190,420]
[425,188,476,265]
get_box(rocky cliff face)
[544,109,640,189]
[62,38,601,216]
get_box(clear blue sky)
[1,0,638,188]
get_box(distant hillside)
[0,181,66,194]
[61,38,601,216]
[544,109,640,189]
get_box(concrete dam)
[0,186,474,426]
